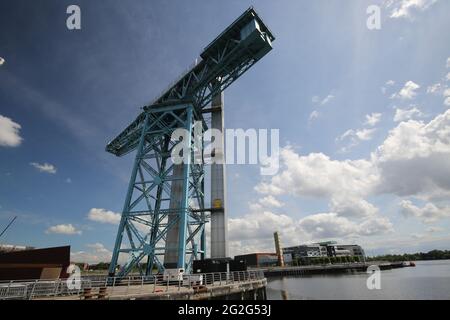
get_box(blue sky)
[1,0,450,262]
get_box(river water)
[266,260,450,300]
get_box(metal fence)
[0,270,265,300]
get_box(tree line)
[366,249,450,262]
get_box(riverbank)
[258,261,409,277]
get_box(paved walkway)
[36,279,265,300]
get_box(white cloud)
[255,149,380,219]
[298,213,356,238]
[374,110,450,200]
[386,80,396,86]
[355,128,377,141]
[364,113,382,127]
[426,226,443,233]
[312,93,335,106]
[0,57,4,66]
[338,129,354,141]
[248,202,262,212]
[254,181,284,196]
[441,88,450,106]
[400,200,450,223]
[0,115,23,147]
[46,224,82,235]
[447,57,450,69]
[256,149,377,199]
[378,112,450,162]
[248,194,284,214]
[259,195,284,208]
[362,233,450,254]
[393,107,423,122]
[30,162,57,174]
[86,242,110,253]
[229,211,296,242]
[330,196,379,217]
[426,83,442,94]
[338,128,377,142]
[381,81,395,95]
[87,208,121,225]
[228,210,302,256]
[388,0,438,19]
[298,213,393,239]
[71,243,114,264]
[309,110,320,122]
[445,97,450,107]
[391,81,420,100]
[444,88,450,97]
[337,128,377,152]
[255,109,450,226]
[446,72,450,82]
[321,94,335,106]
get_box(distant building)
[283,244,327,259]
[283,242,365,262]
[327,244,365,259]
[234,253,279,268]
[234,242,366,268]
[283,253,293,264]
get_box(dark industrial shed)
[0,246,71,281]
[234,253,279,268]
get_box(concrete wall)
[210,92,228,259]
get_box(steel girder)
[108,103,207,277]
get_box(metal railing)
[0,270,265,300]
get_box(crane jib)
[106,7,275,157]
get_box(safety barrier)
[0,270,265,300]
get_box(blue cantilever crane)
[106,7,275,278]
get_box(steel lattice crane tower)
[107,7,275,278]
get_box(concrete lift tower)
[107,7,275,278]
